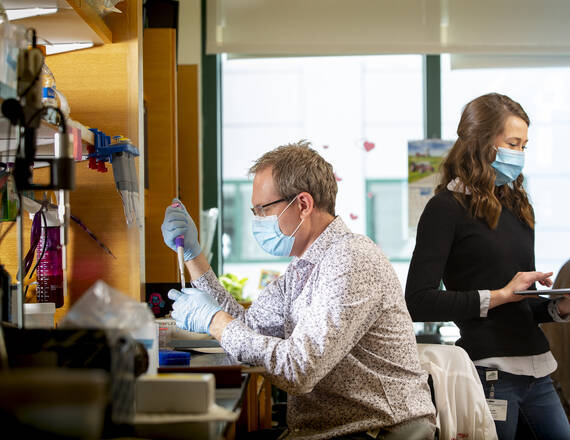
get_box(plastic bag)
[60,280,153,331]
[200,207,219,264]
[87,0,124,16]
[0,7,26,99]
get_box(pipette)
[170,202,186,289]
[175,235,186,289]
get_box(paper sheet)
[190,347,226,354]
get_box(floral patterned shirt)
[193,217,435,439]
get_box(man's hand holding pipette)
[161,198,201,261]
[162,198,211,282]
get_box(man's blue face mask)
[491,147,525,186]
[252,195,304,257]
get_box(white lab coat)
[417,344,498,440]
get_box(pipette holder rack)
[87,128,139,172]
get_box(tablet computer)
[514,288,570,295]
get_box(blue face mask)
[491,147,525,186]
[252,196,304,257]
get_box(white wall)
[178,0,201,65]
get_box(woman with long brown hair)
[405,93,570,439]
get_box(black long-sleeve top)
[405,189,553,361]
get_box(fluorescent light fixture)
[46,42,94,55]
[6,8,58,21]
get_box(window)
[365,179,415,284]
[222,180,289,264]
[222,55,423,298]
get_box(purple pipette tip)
[175,235,184,247]
[170,203,185,248]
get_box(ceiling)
[206,0,570,56]
[3,1,107,45]
[3,1,70,9]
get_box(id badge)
[487,398,508,421]
[485,370,498,381]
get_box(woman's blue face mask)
[491,147,525,186]
[251,196,304,257]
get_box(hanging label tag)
[487,399,508,421]
[486,369,499,381]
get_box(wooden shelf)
[0,0,143,307]
[0,98,94,162]
[0,1,119,159]
[67,0,113,44]
[5,0,112,45]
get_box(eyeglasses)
[250,198,289,217]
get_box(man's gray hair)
[249,140,337,216]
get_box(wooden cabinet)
[240,373,273,433]
[143,28,179,284]
[143,28,201,286]
[0,0,144,322]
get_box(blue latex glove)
[168,288,222,334]
[161,198,201,261]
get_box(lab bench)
[0,327,271,439]
[149,351,272,440]
[133,365,249,440]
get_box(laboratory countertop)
[132,352,252,440]
[1,328,258,439]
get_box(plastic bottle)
[36,224,64,308]
[55,87,70,117]
[37,45,57,108]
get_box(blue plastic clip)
[87,128,140,170]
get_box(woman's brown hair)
[436,93,534,229]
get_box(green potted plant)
[219,273,251,307]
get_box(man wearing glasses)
[162,141,436,439]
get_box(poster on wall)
[408,139,454,230]
[259,269,281,289]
